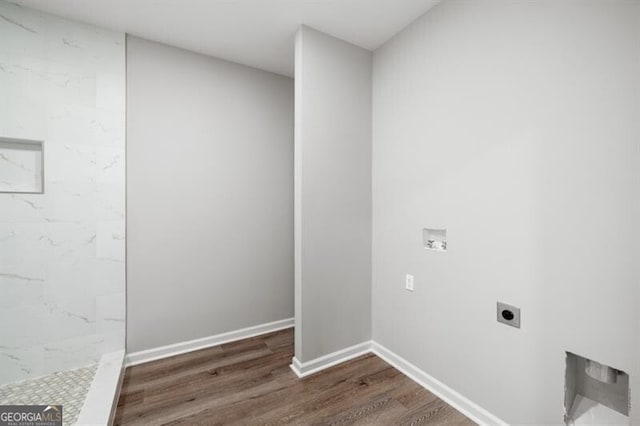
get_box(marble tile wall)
[0,1,125,385]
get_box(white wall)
[126,37,294,353]
[294,26,372,362]
[372,0,640,423]
[0,1,125,384]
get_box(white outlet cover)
[405,274,414,291]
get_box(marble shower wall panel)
[0,1,125,385]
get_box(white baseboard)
[126,318,294,367]
[372,342,508,426]
[289,340,373,378]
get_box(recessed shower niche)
[0,137,44,194]
[564,352,630,425]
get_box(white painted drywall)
[126,36,294,353]
[294,26,372,362]
[372,0,640,423]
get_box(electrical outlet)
[405,274,414,291]
[497,302,520,328]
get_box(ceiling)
[14,0,440,77]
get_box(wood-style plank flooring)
[115,329,475,425]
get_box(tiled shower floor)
[0,364,98,425]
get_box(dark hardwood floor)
[115,329,475,425]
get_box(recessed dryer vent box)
[0,137,44,194]
[423,228,446,252]
[564,352,630,425]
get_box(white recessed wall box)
[423,228,446,252]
